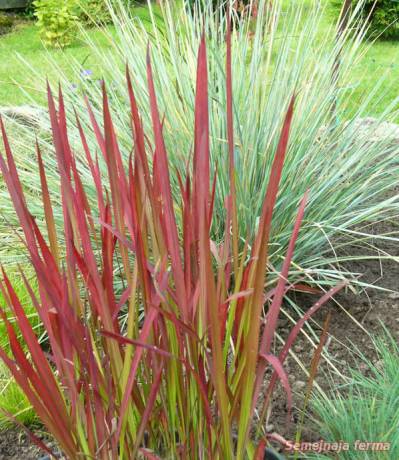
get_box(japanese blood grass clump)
[0,30,344,459]
[4,0,399,290]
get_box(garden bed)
[1,214,398,458]
[0,428,50,459]
[269,212,399,453]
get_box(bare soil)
[0,428,50,459]
[269,216,399,454]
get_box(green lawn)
[0,21,113,106]
[346,39,399,117]
[0,2,398,116]
[302,0,399,118]
[0,4,159,106]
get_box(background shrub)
[78,0,135,26]
[337,0,399,39]
[78,0,112,26]
[33,1,135,38]
[188,0,253,14]
[0,14,13,36]
[22,0,36,18]
[33,0,79,47]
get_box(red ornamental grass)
[0,30,345,460]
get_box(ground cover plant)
[4,0,399,294]
[0,20,346,458]
[0,19,115,106]
[310,328,399,459]
[0,13,14,36]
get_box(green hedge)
[337,0,399,39]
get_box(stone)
[359,362,368,373]
[319,117,399,145]
[292,380,307,392]
[0,105,46,128]
[350,117,399,143]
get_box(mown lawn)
[346,39,399,117]
[0,22,113,106]
[302,0,399,118]
[0,2,398,111]
[0,4,158,106]
[0,0,399,116]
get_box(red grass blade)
[261,281,347,420]
[236,96,296,457]
[115,307,159,438]
[193,35,210,220]
[259,352,292,423]
[252,192,309,411]
[146,48,188,319]
[74,111,105,218]
[102,330,173,358]
[261,192,309,354]
[36,142,60,266]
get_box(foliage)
[78,0,112,26]
[336,0,399,39]
[0,29,343,458]
[1,5,399,114]
[78,1,154,27]
[310,328,399,459]
[33,0,79,47]
[187,0,255,19]
[0,14,13,36]
[188,0,252,8]
[78,0,133,26]
[32,1,137,39]
[10,0,399,290]
[21,0,36,18]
